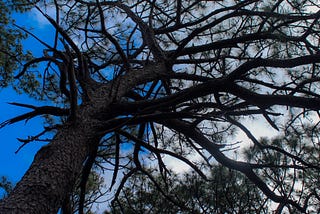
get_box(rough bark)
[0,122,99,213]
[0,62,168,213]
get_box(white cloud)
[27,6,56,28]
[162,155,193,173]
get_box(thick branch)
[163,119,306,212]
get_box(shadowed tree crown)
[1,0,320,213]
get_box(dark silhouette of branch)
[163,119,306,212]
[78,146,98,214]
[118,129,208,180]
[109,133,120,190]
[0,104,68,129]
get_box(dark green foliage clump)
[0,0,33,88]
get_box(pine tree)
[1,1,320,213]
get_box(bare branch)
[0,105,68,129]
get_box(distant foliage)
[107,165,270,214]
[0,176,13,198]
[0,0,35,88]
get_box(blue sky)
[0,7,56,195]
[0,88,45,182]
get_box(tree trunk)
[0,119,100,213]
[0,63,167,213]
